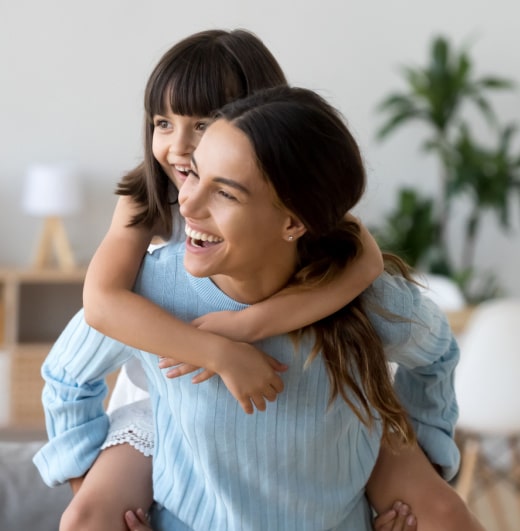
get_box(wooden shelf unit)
[0,267,86,429]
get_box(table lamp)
[22,164,82,270]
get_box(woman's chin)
[183,254,214,279]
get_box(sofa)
[0,440,72,531]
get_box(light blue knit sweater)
[34,242,459,530]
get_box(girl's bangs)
[149,56,243,118]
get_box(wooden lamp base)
[32,216,76,270]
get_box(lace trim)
[101,424,155,457]
[101,398,155,457]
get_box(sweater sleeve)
[32,309,137,487]
[364,273,460,480]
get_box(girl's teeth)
[175,166,189,175]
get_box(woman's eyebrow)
[213,177,250,196]
[191,154,250,196]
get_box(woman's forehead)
[194,121,267,189]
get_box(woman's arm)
[194,214,383,342]
[83,196,286,413]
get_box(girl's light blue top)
[34,242,460,530]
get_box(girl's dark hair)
[217,86,415,445]
[117,29,287,235]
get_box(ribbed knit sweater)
[34,242,460,530]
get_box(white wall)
[1,0,519,295]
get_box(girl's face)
[178,119,302,304]
[152,110,209,190]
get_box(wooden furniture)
[446,306,476,336]
[32,216,77,270]
[453,298,520,531]
[0,267,86,430]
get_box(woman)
[35,86,481,530]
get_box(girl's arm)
[83,196,286,414]
[163,215,381,383]
[193,213,383,342]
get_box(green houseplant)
[374,35,520,301]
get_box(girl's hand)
[159,354,286,384]
[124,508,152,531]
[158,356,208,380]
[159,342,288,414]
[373,501,417,531]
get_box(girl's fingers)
[158,356,179,368]
[165,363,199,378]
[191,369,216,383]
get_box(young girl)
[62,30,482,531]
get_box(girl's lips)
[171,165,189,184]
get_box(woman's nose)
[178,178,204,218]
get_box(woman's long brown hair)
[219,86,416,445]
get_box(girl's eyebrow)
[191,154,251,196]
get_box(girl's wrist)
[208,334,238,373]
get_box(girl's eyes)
[153,118,208,132]
[154,119,170,129]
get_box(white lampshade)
[22,164,82,217]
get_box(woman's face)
[178,119,300,303]
[152,110,209,190]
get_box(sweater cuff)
[33,416,109,487]
[413,421,460,481]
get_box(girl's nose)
[169,129,195,156]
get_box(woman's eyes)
[186,167,237,202]
[218,190,237,201]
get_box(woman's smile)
[179,119,300,303]
[185,224,223,248]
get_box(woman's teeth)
[185,226,223,247]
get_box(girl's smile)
[152,111,209,190]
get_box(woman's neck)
[210,262,296,305]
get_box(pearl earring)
[288,235,294,241]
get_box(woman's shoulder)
[364,271,452,351]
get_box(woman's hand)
[373,501,417,531]
[125,508,152,531]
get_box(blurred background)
[1,0,519,296]
[1,2,520,528]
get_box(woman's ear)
[283,214,307,242]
